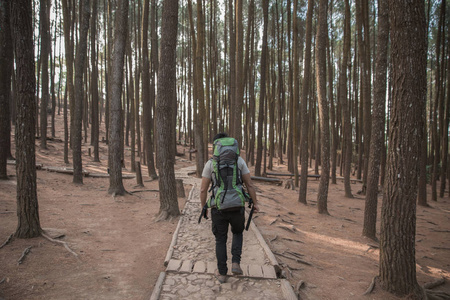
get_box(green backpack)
[207,137,246,210]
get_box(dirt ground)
[1,114,449,300]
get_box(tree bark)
[39,0,50,149]
[90,0,100,162]
[11,0,43,238]
[73,0,90,184]
[0,0,13,180]
[315,0,330,215]
[363,0,389,241]
[108,0,128,195]
[141,0,158,179]
[340,0,353,198]
[299,0,314,205]
[156,0,180,221]
[255,0,268,177]
[379,1,427,297]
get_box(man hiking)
[200,132,259,283]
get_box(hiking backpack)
[207,137,246,210]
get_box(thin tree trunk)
[156,0,180,221]
[141,0,158,179]
[73,0,90,184]
[340,0,353,198]
[315,0,330,215]
[108,0,128,195]
[299,0,314,205]
[255,0,268,177]
[40,0,50,149]
[0,0,13,179]
[363,0,389,241]
[90,0,100,162]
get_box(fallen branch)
[363,276,377,295]
[423,277,445,290]
[431,229,450,233]
[18,246,32,265]
[282,237,305,244]
[269,235,278,243]
[0,211,14,214]
[274,251,312,266]
[0,234,13,249]
[129,189,160,194]
[431,247,450,251]
[285,251,304,259]
[42,233,78,258]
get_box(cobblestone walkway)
[151,164,296,300]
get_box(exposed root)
[0,234,13,249]
[363,276,377,295]
[423,277,445,290]
[18,246,32,265]
[42,232,78,258]
[425,290,450,300]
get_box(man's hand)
[252,204,259,213]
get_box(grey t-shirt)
[202,156,250,179]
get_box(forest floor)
[1,113,449,300]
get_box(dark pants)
[211,207,245,275]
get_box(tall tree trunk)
[156,0,180,221]
[379,0,427,297]
[11,0,43,238]
[108,0,128,195]
[141,0,158,179]
[315,0,330,215]
[363,0,389,241]
[234,0,244,145]
[431,0,445,202]
[73,0,90,184]
[194,0,206,177]
[340,0,352,198]
[228,0,236,137]
[40,0,50,149]
[255,0,268,177]
[61,0,74,150]
[0,0,13,180]
[90,0,100,162]
[299,0,314,204]
[292,0,299,186]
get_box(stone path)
[150,164,297,300]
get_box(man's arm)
[200,176,211,208]
[242,173,259,212]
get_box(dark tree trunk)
[340,0,353,198]
[156,0,180,221]
[363,0,389,241]
[90,0,100,162]
[255,0,268,177]
[72,0,90,184]
[40,0,50,149]
[315,0,330,215]
[379,0,427,297]
[0,0,13,180]
[11,0,43,238]
[299,0,314,205]
[108,0,128,195]
[141,0,158,179]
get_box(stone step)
[166,259,277,279]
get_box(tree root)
[18,246,32,265]
[0,234,13,249]
[42,233,78,258]
[363,276,377,295]
[425,289,450,300]
[423,277,445,290]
